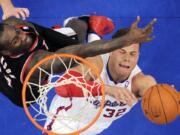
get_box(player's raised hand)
[125,16,157,44]
[2,7,30,20]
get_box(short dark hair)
[112,28,130,39]
[0,23,9,51]
[112,28,141,47]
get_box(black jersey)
[0,23,79,107]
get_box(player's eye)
[10,29,21,46]
[130,52,139,57]
[119,49,126,54]
[11,36,20,46]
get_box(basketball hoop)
[22,53,105,135]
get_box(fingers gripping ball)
[141,84,180,124]
[89,15,115,36]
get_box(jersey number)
[103,108,126,118]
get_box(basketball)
[141,84,180,125]
[178,92,180,114]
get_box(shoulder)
[132,72,157,97]
[86,55,103,73]
[25,50,52,70]
[71,55,103,80]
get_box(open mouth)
[119,64,130,69]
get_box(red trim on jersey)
[20,51,36,83]
[28,36,38,51]
[55,70,102,97]
[42,40,49,50]
[15,24,28,29]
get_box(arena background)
[0,0,180,135]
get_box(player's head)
[0,23,33,56]
[109,28,140,80]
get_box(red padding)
[55,70,102,97]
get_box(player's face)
[109,43,140,79]
[0,25,33,56]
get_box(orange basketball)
[178,92,180,114]
[141,84,180,125]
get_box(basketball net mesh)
[23,54,104,135]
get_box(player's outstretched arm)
[132,73,157,98]
[0,0,30,20]
[56,16,157,57]
[26,16,157,82]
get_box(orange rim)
[22,53,105,135]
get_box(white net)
[23,54,104,135]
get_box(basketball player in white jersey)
[44,26,157,135]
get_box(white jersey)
[44,53,141,135]
[85,53,141,134]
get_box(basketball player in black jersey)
[0,16,156,106]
